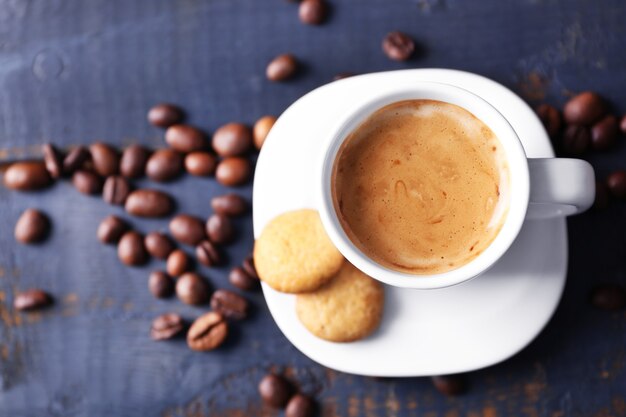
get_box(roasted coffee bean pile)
[4,102,273,352]
[536,92,626,311]
[258,373,316,417]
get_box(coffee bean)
[103,176,131,205]
[206,214,234,244]
[229,267,259,291]
[196,240,221,267]
[266,54,298,82]
[590,284,626,311]
[165,124,209,153]
[97,215,129,244]
[299,0,328,24]
[15,209,49,244]
[167,249,192,277]
[149,271,175,298]
[176,272,210,305]
[215,157,252,186]
[144,231,175,259]
[125,189,175,217]
[151,313,185,340]
[564,92,606,126]
[243,255,259,280]
[89,143,120,177]
[212,123,253,157]
[258,374,292,408]
[42,143,63,178]
[591,115,619,151]
[120,144,150,178]
[148,103,184,128]
[72,170,103,195]
[3,161,52,191]
[187,311,228,351]
[63,146,90,175]
[211,194,248,217]
[253,116,277,150]
[594,181,610,210]
[333,72,356,81]
[210,289,248,320]
[14,289,52,311]
[606,170,626,199]
[561,125,590,155]
[146,149,184,182]
[431,375,468,396]
[184,152,217,176]
[535,104,561,138]
[169,214,206,246]
[118,231,149,266]
[286,394,315,417]
[621,114,626,134]
[382,31,415,61]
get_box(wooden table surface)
[0,1,625,416]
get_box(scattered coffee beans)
[286,394,315,417]
[242,255,259,279]
[253,116,277,150]
[594,181,610,210]
[620,114,626,134]
[299,0,328,25]
[196,240,221,267]
[258,374,292,408]
[165,124,209,153]
[431,375,468,396]
[63,146,90,175]
[167,249,192,277]
[89,143,120,177]
[229,267,259,291]
[146,149,184,182]
[590,284,626,311]
[591,115,619,151]
[210,289,248,320]
[606,170,626,199]
[72,170,104,195]
[97,215,129,244]
[144,231,175,259]
[151,313,185,340]
[14,289,52,311]
[212,123,252,157]
[184,152,217,176]
[215,157,252,186]
[206,214,234,244]
[382,31,415,61]
[176,272,210,305]
[266,54,298,82]
[211,194,248,217]
[564,92,606,125]
[562,125,590,155]
[187,311,228,351]
[120,144,150,178]
[118,231,149,266]
[15,209,50,244]
[148,103,184,128]
[125,189,174,217]
[103,175,131,205]
[42,143,63,178]
[169,214,206,246]
[535,104,561,138]
[3,161,52,191]
[149,271,175,298]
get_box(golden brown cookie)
[254,209,343,293]
[296,261,384,342]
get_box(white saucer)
[252,69,566,377]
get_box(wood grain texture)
[1,0,625,416]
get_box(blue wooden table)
[0,1,625,415]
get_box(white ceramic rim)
[317,81,530,289]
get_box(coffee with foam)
[332,99,509,275]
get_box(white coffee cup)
[317,81,595,289]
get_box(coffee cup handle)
[526,158,595,220]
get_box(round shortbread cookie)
[254,209,343,293]
[296,261,384,342]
